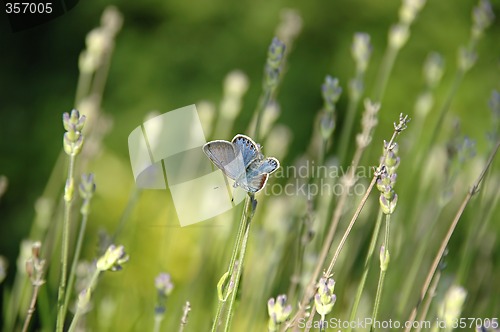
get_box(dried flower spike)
[394,113,411,133]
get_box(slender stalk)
[291,111,411,330]
[290,174,376,331]
[178,302,191,332]
[63,213,89,316]
[56,154,76,332]
[416,271,441,332]
[405,140,500,331]
[290,110,398,330]
[223,198,255,332]
[68,269,100,332]
[456,161,497,284]
[153,315,163,332]
[75,71,93,106]
[327,177,377,275]
[211,195,256,332]
[325,124,404,277]
[418,70,465,166]
[287,206,312,302]
[253,89,272,142]
[90,26,121,107]
[397,225,433,315]
[370,268,387,331]
[338,96,361,165]
[370,213,391,331]
[318,136,328,168]
[112,187,141,243]
[347,209,383,332]
[372,45,398,103]
[21,283,42,332]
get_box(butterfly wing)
[232,134,262,167]
[237,173,268,193]
[203,140,245,180]
[249,157,280,174]
[238,157,280,193]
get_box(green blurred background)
[1,0,500,330]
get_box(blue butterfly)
[203,134,280,193]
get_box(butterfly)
[203,134,280,193]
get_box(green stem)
[211,195,255,332]
[373,45,398,103]
[253,89,272,141]
[398,230,431,315]
[112,187,141,243]
[318,137,328,168]
[405,141,500,331]
[286,216,308,302]
[291,127,402,330]
[370,213,391,332]
[63,212,89,317]
[223,196,256,332]
[422,70,465,161]
[68,269,100,332]
[416,271,441,332]
[338,82,363,165]
[91,44,114,107]
[456,163,497,284]
[347,209,383,332]
[153,314,164,332]
[56,154,76,332]
[75,71,93,107]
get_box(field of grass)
[1,0,500,331]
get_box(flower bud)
[314,277,336,319]
[268,294,292,331]
[351,33,372,72]
[96,244,129,272]
[380,246,390,271]
[389,24,409,50]
[322,76,342,112]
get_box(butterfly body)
[203,134,280,193]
